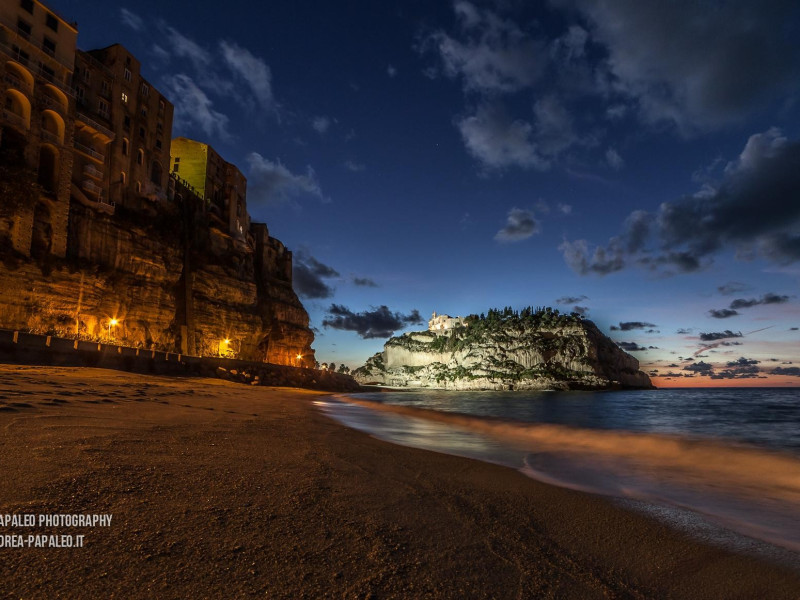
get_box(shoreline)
[1,365,798,598]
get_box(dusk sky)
[51,0,800,386]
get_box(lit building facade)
[170,137,250,241]
[0,0,77,257]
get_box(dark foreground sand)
[0,365,798,599]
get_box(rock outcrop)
[353,308,653,390]
[0,180,315,366]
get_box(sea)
[316,388,800,560]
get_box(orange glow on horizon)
[652,375,800,388]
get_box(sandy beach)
[0,365,798,599]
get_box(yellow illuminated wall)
[170,137,209,199]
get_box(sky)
[50,0,800,387]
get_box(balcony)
[36,68,74,98]
[39,94,66,113]
[74,141,104,162]
[2,109,29,131]
[83,164,103,180]
[4,71,31,94]
[41,129,60,144]
[75,112,114,141]
[0,19,74,70]
[82,179,102,196]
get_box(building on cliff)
[0,0,77,258]
[170,137,249,242]
[0,0,316,368]
[72,44,174,211]
[428,312,467,332]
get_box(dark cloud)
[772,367,800,376]
[561,129,800,275]
[572,305,589,315]
[610,321,657,331]
[709,357,762,379]
[676,328,693,335]
[708,308,739,319]
[729,293,790,309]
[352,277,378,288]
[699,330,743,342]
[616,341,648,352]
[791,327,799,331]
[557,0,800,131]
[495,208,540,242]
[727,357,759,367]
[683,361,713,374]
[246,153,325,206]
[556,295,588,305]
[718,282,751,296]
[292,255,340,299]
[322,305,424,339]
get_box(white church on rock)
[428,312,468,332]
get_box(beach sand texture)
[0,365,798,599]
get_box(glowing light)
[223,338,230,345]
[109,318,118,326]
[296,354,303,360]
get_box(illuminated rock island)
[354,308,654,390]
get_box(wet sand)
[0,365,798,599]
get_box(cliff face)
[0,188,315,367]
[353,310,653,390]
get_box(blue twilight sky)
[50,0,800,385]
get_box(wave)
[322,394,800,554]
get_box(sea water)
[315,388,800,557]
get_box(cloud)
[292,255,340,299]
[683,361,714,374]
[708,308,739,319]
[699,330,743,342]
[718,282,751,295]
[457,102,547,171]
[352,277,378,287]
[556,295,588,305]
[729,293,790,309]
[387,65,397,78]
[246,153,326,206]
[617,341,648,352]
[344,160,365,172]
[609,321,657,331]
[119,8,143,31]
[557,203,572,215]
[322,305,424,339]
[606,147,624,170]
[572,305,589,315]
[495,208,540,243]
[533,94,579,156]
[676,328,693,335]
[161,74,231,140]
[561,129,800,275]
[164,25,212,71]
[219,41,276,112]
[709,357,762,379]
[311,116,331,134]
[558,0,800,132]
[420,2,546,93]
[772,366,800,377]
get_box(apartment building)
[170,137,250,241]
[0,0,77,257]
[73,43,174,210]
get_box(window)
[135,181,141,194]
[137,149,143,165]
[123,115,131,130]
[82,68,90,83]
[121,92,128,104]
[43,37,56,56]
[123,68,132,82]
[155,139,162,150]
[45,13,58,32]
[75,86,84,100]
[40,64,54,79]
[138,126,145,138]
[98,100,109,119]
[141,83,149,97]
[121,172,126,184]
[173,163,179,173]
[150,161,162,185]
[20,0,33,14]
[12,45,30,65]
[158,99,165,114]
[121,138,128,155]
[140,106,147,118]
[17,19,31,38]
[100,80,109,97]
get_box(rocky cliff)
[0,173,315,367]
[353,308,653,390]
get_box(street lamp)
[108,318,118,340]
